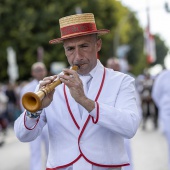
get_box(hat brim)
[49,29,110,44]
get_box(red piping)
[64,85,80,129]
[24,111,40,130]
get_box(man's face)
[32,66,47,81]
[63,34,102,75]
[106,59,120,71]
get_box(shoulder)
[105,68,134,82]
[155,69,170,82]
[160,69,170,77]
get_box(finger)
[47,89,55,99]
[60,70,78,80]
[69,74,74,78]
[39,76,57,88]
[63,69,78,77]
[59,77,74,87]
[43,76,55,81]
[59,74,75,84]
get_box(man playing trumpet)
[14,13,141,170]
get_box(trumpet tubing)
[22,65,78,113]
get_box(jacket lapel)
[63,61,105,131]
[64,85,81,129]
[80,63,104,127]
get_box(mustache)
[73,62,86,68]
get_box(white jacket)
[14,60,141,169]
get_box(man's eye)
[81,45,88,48]
[67,47,74,51]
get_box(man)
[140,72,156,130]
[0,84,8,146]
[19,62,49,170]
[15,13,141,170]
[106,57,120,71]
[152,69,170,170]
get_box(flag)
[144,8,156,64]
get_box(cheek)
[66,56,74,65]
[87,48,97,57]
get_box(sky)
[120,0,170,48]
[120,0,170,71]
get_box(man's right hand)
[39,75,58,109]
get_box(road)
[0,119,168,170]
[131,120,168,170]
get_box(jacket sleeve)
[14,110,46,142]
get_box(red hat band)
[61,23,97,38]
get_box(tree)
[153,34,169,66]
[0,0,166,81]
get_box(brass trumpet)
[22,65,78,113]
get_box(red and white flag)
[144,8,156,64]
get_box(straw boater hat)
[49,13,110,44]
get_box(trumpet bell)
[21,65,79,113]
[22,92,42,112]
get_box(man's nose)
[74,48,82,60]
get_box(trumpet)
[22,65,78,113]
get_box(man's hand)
[59,68,86,103]
[39,75,57,109]
[59,69,95,112]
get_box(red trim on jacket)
[92,101,99,124]
[91,67,105,124]
[95,67,106,101]
[64,85,80,129]
[46,154,82,170]
[82,154,130,168]
[24,111,40,130]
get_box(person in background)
[106,57,120,71]
[140,73,152,129]
[14,13,141,170]
[140,71,158,130]
[19,62,49,170]
[5,83,17,123]
[0,84,8,146]
[152,69,170,170]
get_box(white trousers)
[122,139,133,170]
[30,125,49,170]
[163,116,170,170]
[59,156,122,170]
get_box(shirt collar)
[89,60,99,78]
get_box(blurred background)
[0,0,170,170]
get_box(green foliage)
[0,0,168,82]
[152,34,169,66]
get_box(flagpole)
[144,0,157,67]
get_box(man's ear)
[96,38,102,52]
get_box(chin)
[78,64,91,75]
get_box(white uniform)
[20,79,49,170]
[152,70,170,170]
[15,60,141,170]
